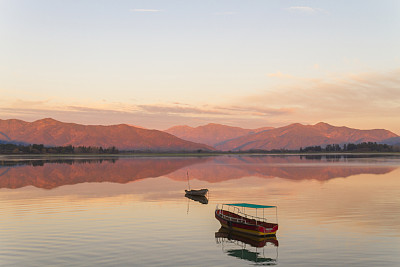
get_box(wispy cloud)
[287,6,324,13]
[229,106,295,116]
[138,104,230,116]
[138,103,292,117]
[215,105,294,116]
[1,70,399,132]
[249,69,400,130]
[0,99,293,129]
[130,8,162,12]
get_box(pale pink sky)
[1,1,400,134]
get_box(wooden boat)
[184,188,208,197]
[215,203,278,236]
[184,171,208,197]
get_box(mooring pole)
[186,171,190,190]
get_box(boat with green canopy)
[215,203,278,236]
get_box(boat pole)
[186,171,190,190]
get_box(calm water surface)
[1,155,400,266]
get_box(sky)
[1,0,400,133]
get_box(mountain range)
[0,118,398,151]
[165,123,273,146]
[0,118,213,151]
[215,122,398,151]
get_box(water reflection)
[215,227,278,265]
[168,155,397,182]
[184,193,208,204]
[0,155,397,189]
[1,155,400,266]
[0,157,208,189]
[0,158,117,167]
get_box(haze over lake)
[1,155,400,266]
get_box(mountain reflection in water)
[0,155,397,189]
[0,157,208,189]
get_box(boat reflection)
[184,193,208,204]
[215,227,278,265]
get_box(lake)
[1,154,400,266]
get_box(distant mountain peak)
[34,118,61,124]
[313,122,335,130]
[315,122,331,126]
[285,122,303,128]
[165,123,274,146]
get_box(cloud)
[0,98,294,130]
[248,69,400,129]
[216,106,294,116]
[67,105,135,114]
[130,9,162,12]
[1,69,399,133]
[138,104,230,116]
[138,103,293,118]
[287,6,324,13]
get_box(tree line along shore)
[0,142,398,155]
[0,144,118,154]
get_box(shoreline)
[1,151,400,159]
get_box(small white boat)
[184,188,208,197]
[184,171,208,197]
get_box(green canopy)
[226,203,276,209]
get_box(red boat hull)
[215,210,278,236]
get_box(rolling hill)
[380,136,400,146]
[1,119,398,152]
[215,122,398,151]
[0,118,214,151]
[165,123,273,146]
